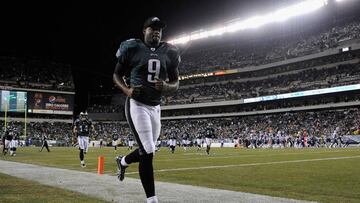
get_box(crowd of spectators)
[179,20,360,75]
[161,108,360,144]
[165,61,360,105]
[0,56,74,91]
[162,92,360,117]
[180,51,359,85]
[87,104,123,113]
[0,120,126,146]
[0,121,73,146]
[2,108,359,147]
[0,120,124,145]
[0,120,130,146]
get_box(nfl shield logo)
[150,47,155,51]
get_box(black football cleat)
[115,156,127,181]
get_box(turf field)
[0,172,107,203]
[1,146,360,203]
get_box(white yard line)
[156,149,359,162]
[0,160,314,203]
[127,155,360,174]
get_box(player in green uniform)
[113,17,180,203]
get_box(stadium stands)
[0,56,74,91]
[162,108,360,142]
[167,59,360,105]
[179,20,360,75]
[2,8,359,151]
[2,108,359,148]
[87,104,123,113]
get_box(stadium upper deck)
[178,19,360,75]
[0,56,74,91]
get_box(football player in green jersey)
[114,17,180,203]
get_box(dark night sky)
[0,0,351,113]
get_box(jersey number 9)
[147,59,161,83]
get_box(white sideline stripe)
[158,149,359,162]
[127,155,360,174]
[176,149,360,161]
[0,160,313,203]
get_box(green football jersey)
[116,39,180,106]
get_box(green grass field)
[0,173,107,203]
[1,146,360,203]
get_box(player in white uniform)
[330,127,340,148]
[168,132,177,153]
[181,132,189,151]
[196,134,202,151]
[2,127,13,156]
[2,126,14,156]
[112,132,119,151]
[127,133,134,150]
[9,132,19,156]
[205,127,215,155]
[73,112,95,168]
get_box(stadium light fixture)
[169,0,329,44]
[271,0,328,22]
